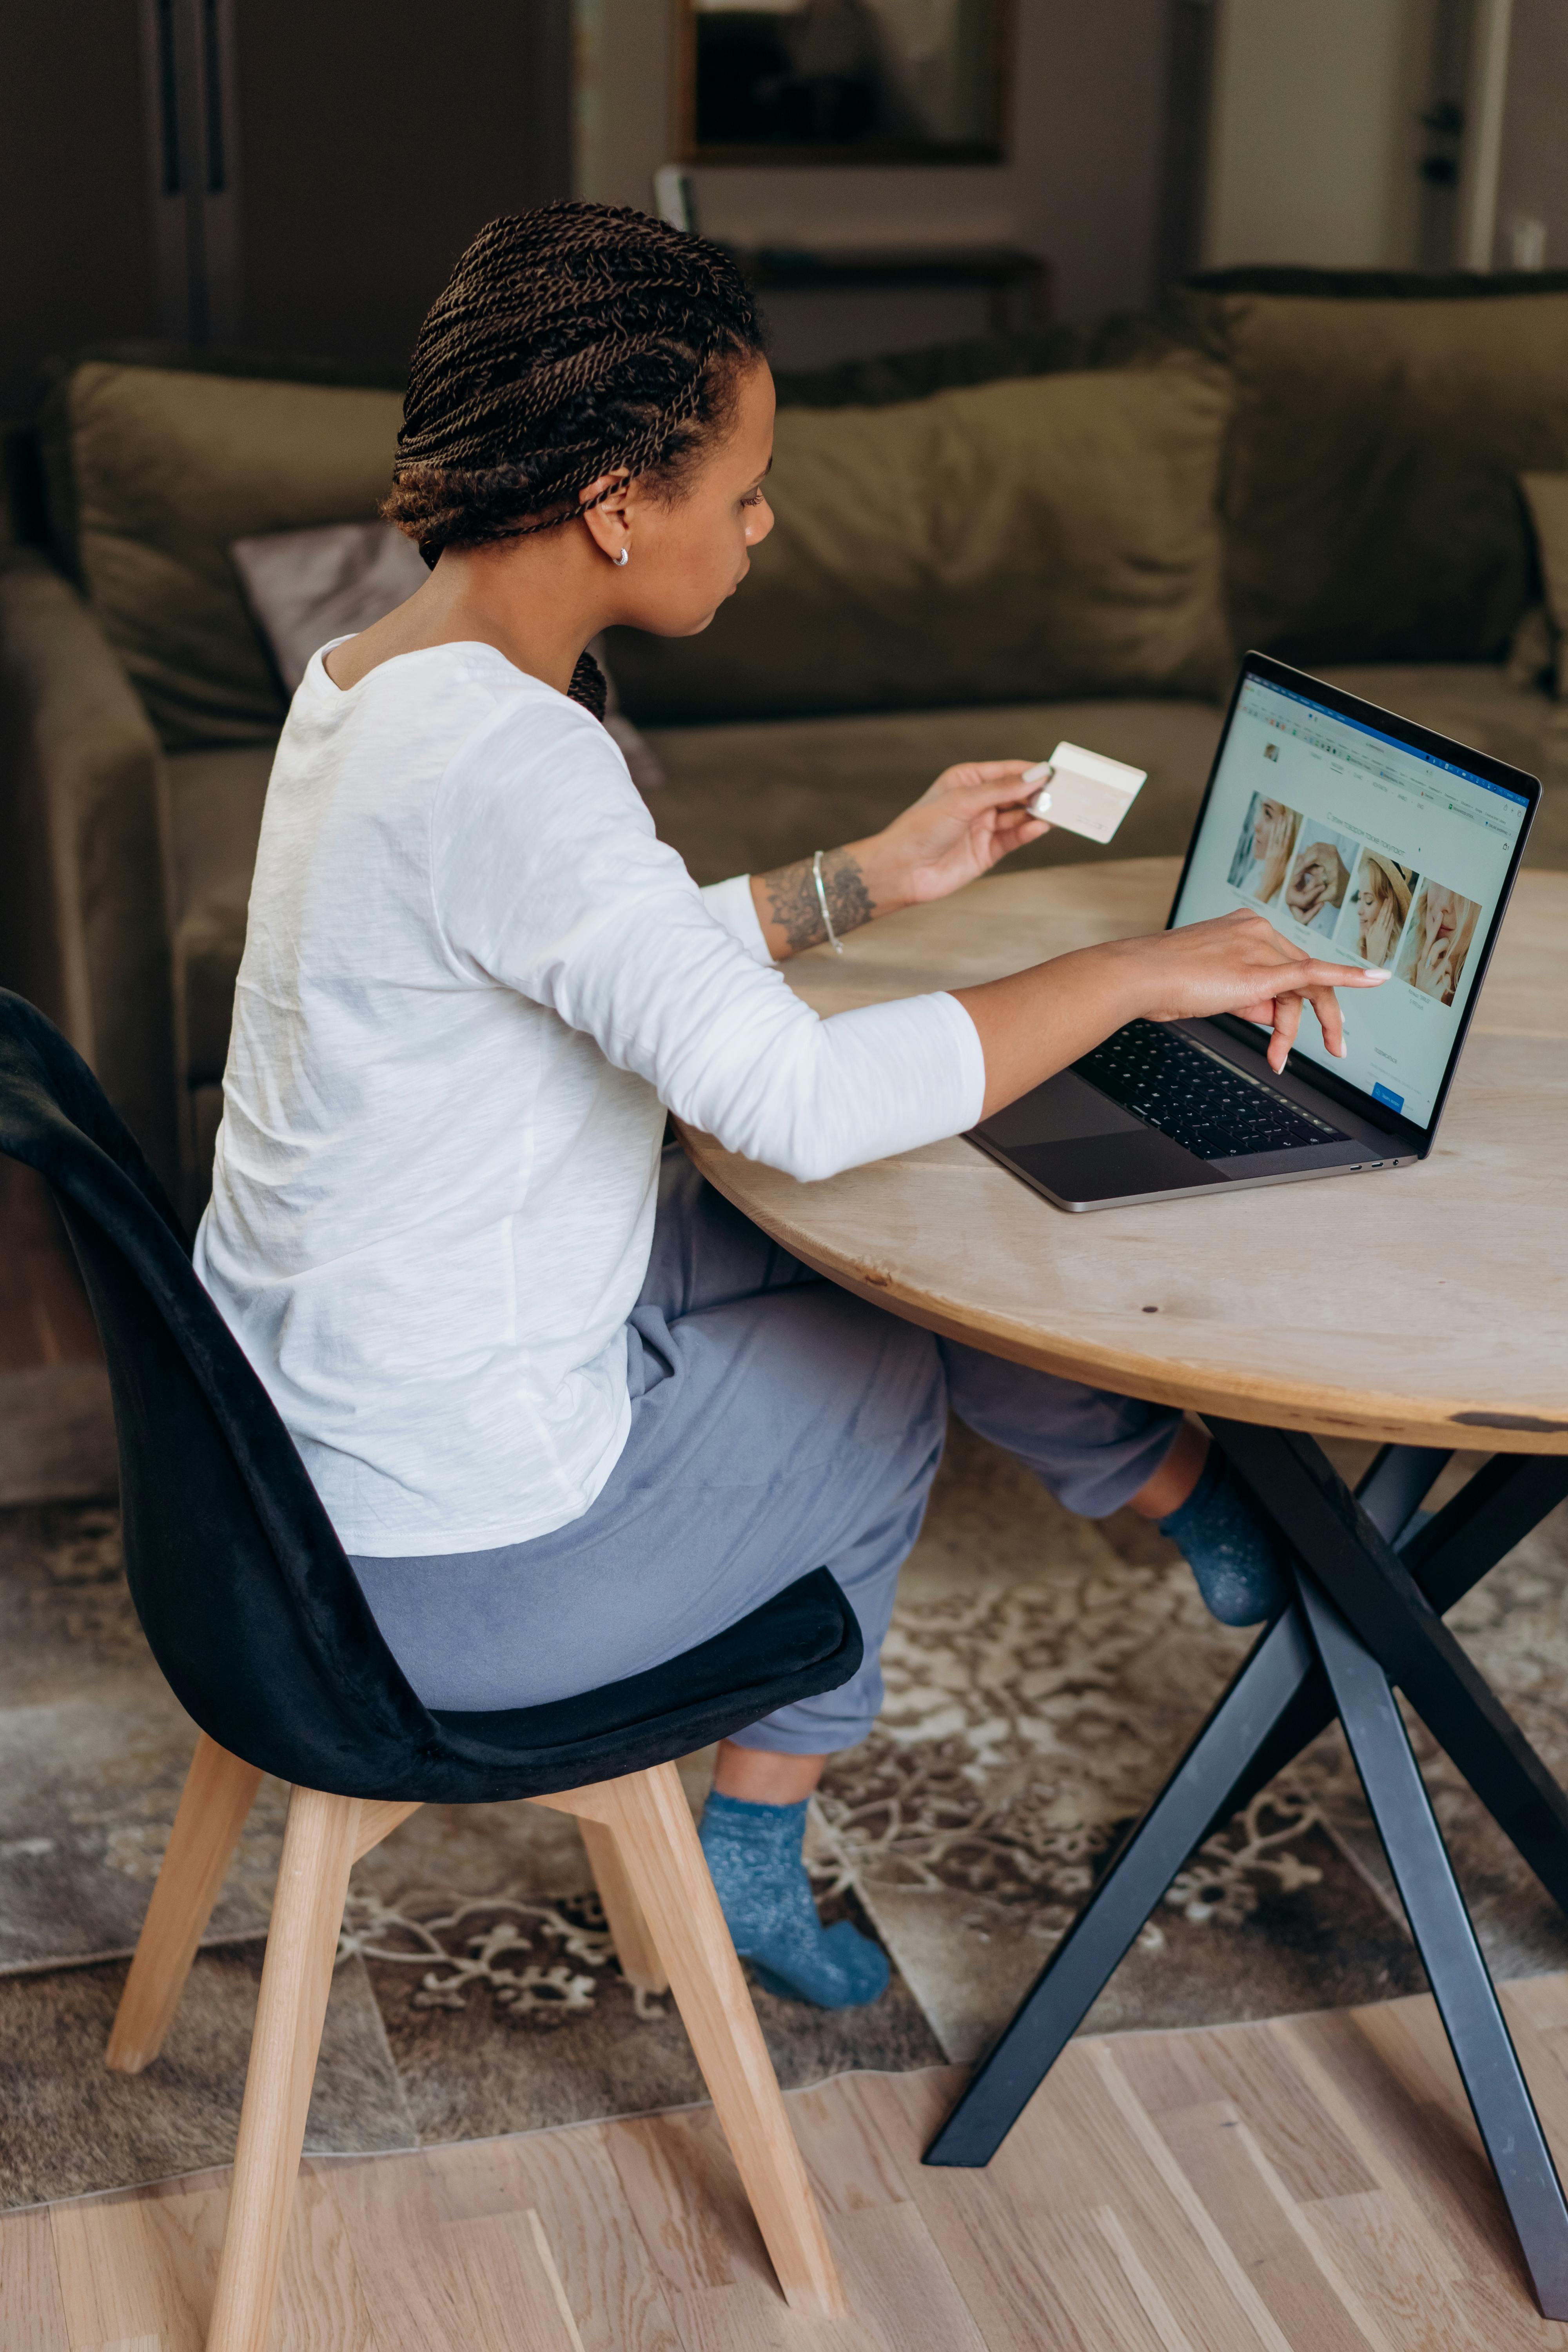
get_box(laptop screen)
[1169,668,1532,1131]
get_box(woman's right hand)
[1099,908,1389,1071]
[956,907,1390,1119]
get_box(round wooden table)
[681,857,1568,2308]
[682,858,1568,1452]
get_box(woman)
[1234,797,1299,906]
[1284,838,1350,937]
[197,207,1385,2009]
[1350,851,1416,968]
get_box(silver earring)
[613,547,630,567]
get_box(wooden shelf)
[728,243,1050,335]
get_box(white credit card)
[1024,743,1147,844]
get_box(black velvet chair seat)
[0,991,862,1801]
[431,1565,858,1786]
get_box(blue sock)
[1159,1445,1293,1627]
[698,1790,890,2009]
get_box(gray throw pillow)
[230,520,426,693]
[229,519,666,789]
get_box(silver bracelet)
[812,849,845,955]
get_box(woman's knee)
[940,1337,1180,1519]
[729,1651,887,1757]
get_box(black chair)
[0,991,861,2343]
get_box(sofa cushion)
[606,360,1235,726]
[1189,283,1568,668]
[50,363,404,751]
[642,696,1232,886]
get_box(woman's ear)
[579,471,633,565]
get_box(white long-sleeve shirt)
[195,641,986,1555]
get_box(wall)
[1494,0,1568,269]
[234,0,571,371]
[1202,0,1437,269]
[0,2,160,419]
[575,0,1172,363]
[0,0,571,431]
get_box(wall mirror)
[677,1,1013,165]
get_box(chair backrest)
[0,990,438,1793]
[1,992,865,1802]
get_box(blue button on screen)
[1372,1081,1405,1112]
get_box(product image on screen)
[1281,825,1358,938]
[1394,879,1483,1007]
[1171,675,1530,1128]
[1226,793,1302,905]
[1338,849,1419,969]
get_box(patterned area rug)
[3,1421,1567,2209]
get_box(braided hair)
[384,203,764,713]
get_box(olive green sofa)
[2,269,1566,1220]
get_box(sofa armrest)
[0,551,180,1198]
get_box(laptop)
[967,652,1540,1212]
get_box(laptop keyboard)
[1077,1021,1349,1161]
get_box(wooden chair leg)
[107,1732,264,2073]
[577,1813,669,1997]
[537,1765,844,2317]
[207,1785,360,2352]
[352,1797,422,1860]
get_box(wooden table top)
[680,859,1568,1452]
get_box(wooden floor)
[12,1971,1568,2350]
[0,1158,98,1371]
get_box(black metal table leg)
[927,1445,1468,2166]
[1197,1445,1568,1846]
[1295,1564,1568,2319]
[1210,1422,1568,1918]
[1356,1443,1455,1546]
[926,1426,1568,2311]
[1192,1442,1448,1846]
[924,1606,1318,2165]
[1405,1452,1568,1612]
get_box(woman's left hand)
[750,761,1049,960]
[862,762,1049,909]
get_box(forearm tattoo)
[762,849,876,954]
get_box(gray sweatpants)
[350,1148,1180,1751]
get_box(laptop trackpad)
[1002,1131,1230,1205]
[977,1069,1145,1146]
